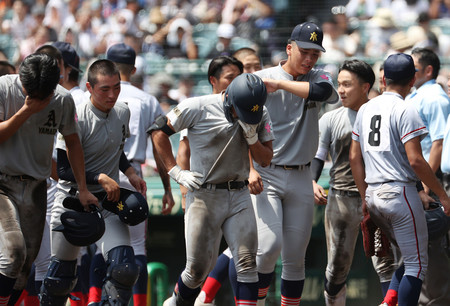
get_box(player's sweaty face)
[89,74,121,113]
[289,43,320,76]
[213,64,241,93]
[337,70,367,111]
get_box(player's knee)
[183,262,209,288]
[259,239,282,268]
[102,245,140,305]
[39,257,78,306]
[2,232,27,278]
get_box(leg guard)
[39,257,78,306]
[101,246,139,305]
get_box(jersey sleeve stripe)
[401,126,426,140]
[352,131,359,137]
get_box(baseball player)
[405,47,450,306]
[87,43,175,306]
[177,55,243,209]
[154,73,274,306]
[349,53,450,306]
[251,22,338,305]
[0,53,97,304]
[311,59,375,305]
[194,48,262,306]
[40,59,147,305]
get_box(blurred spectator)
[429,0,450,19]
[192,0,223,23]
[390,0,429,25]
[19,25,52,60]
[1,0,36,41]
[345,0,391,19]
[43,0,70,33]
[207,23,236,58]
[364,8,398,58]
[169,75,196,103]
[149,71,178,113]
[72,6,99,60]
[321,16,357,63]
[165,17,197,59]
[388,30,415,54]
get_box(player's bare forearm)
[64,133,98,207]
[263,78,309,98]
[124,166,147,195]
[249,140,273,167]
[248,151,264,195]
[176,138,191,170]
[349,140,367,207]
[153,143,172,192]
[405,138,447,200]
[151,129,177,171]
[428,139,443,173]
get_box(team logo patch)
[265,122,272,134]
[117,201,124,211]
[320,74,329,80]
[251,105,260,112]
[310,32,318,42]
[173,106,182,117]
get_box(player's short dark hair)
[385,77,413,87]
[233,47,257,61]
[207,56,243,85]
[19,53,60,99]
[114,62,135,75]
[87,59,120,87]
[68,68,79,83]
[0,61,15,76]
[411,47,440,79]
[339,59,375,91]
[34,44,63,65]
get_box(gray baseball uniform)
[51,99,130,260]
[0,74,77,290]
[167,94,273,287]
[352,92,429,280]
[252,63,338,282]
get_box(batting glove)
[168,165,203,191]
[238,120,258,145]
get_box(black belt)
[0,172,36,181]
[272,163,311,170]
[201,180,248,191]
[331,188,360,197]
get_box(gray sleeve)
[58,95,78,136]
[257,108,275,143]
[166,98,201,132]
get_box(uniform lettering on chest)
[39,110,58,135]
[119,124,126,150]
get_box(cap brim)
[294,41,326,52]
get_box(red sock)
[133,293,147,306]
[22,291,39,306]
[69,292,84,306]
[383,289,398,306]
[201,277,222,303]
[88,287,102,304]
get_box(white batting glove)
[168,165,203,191]
[238,120,258,145]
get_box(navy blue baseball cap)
[383,53,416,81]
[52,41,82,73]
[106,43,136,65]
[290,22,325,52]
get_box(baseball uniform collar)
[277,60,295,81]
[87,100,109,118]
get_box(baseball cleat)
[163,295,176,306]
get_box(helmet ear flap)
[54,206,105,246]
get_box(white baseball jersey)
[441,114,450,173]
[56,100,130,193]
[254,61,339,165]
[352,92,428,184]
[0,75,78,179]
[317,106,358,191]
[167,94,274,184]
[70,86,88,106]
[117,81,164,164]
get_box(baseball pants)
[0,174,47,290]
[324,190,363,285]
[181,187,258,288]
[365,182,428,280]
[252,164,314,281]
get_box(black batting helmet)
[53,199,105,246]
[102,188,149,226]
[426,202,450,241]
[223,73,267,124]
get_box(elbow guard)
[146,115,175,136]
[308,82,333,101]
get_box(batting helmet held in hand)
[426,202,450,241]
[223,73,267,124]
[102,188,149,226]
[53,197,105,246]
